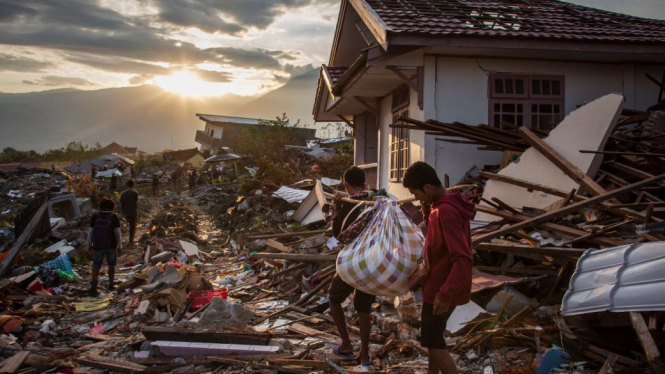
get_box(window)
[489,74,564,131]
[390,86,410,182]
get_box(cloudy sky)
[0,0,663,97]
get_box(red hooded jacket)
[422,192,474,305]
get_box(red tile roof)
[365,0,665,43]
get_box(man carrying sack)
[327,166,374,366]
[403,161,474,374]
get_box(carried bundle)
[336,199,424,297]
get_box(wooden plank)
[253,253,336,262]
[265,239,291,253]
[580,150,665,158]
[73,354,146,373]
[598,353,619,374]
[267,359,329,370]
[479,171,575,199]
[141,327,271,345]
[0,351,29,374]
[288,324,337,342]
[246,230,327,240]
[473,243,586,258]
[0,201,48,277]
[518,127,606,196]
[630,312,661,363]
[474,265,557,276]
[474,205,624,247]
[472,173,665,245]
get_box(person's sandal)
[332,345,355,359]
[360,355,373,367]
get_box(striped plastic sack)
[336,199,425,297]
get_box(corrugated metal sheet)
[272,186,310,204]
[561,242,665,316]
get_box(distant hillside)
[233,69,339,136]
[0,69,334,153]
[0,85,254,152]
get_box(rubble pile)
[401,93,665,373]
[1,94,665,373]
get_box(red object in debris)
[187,289,227,311]
[164,260,183,269]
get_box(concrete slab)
[476,93,624,221]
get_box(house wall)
[187,154,205,167]
[353,111,378,166]
[429,56,663,185]
[378,88,425,200]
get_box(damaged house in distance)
[194,114,317,155]
[313,0,665,199]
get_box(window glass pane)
[552,80,561,95]
[505,79,514,94]
[532,104,537,112]
[532,80,540,95]
[554,104,560,112]
[503,103,515,112]
[517,104,523,112]
[495,79,504,94]
[532,114,538,126]
[517,116,523,126]
[494,114,500,126]
[540,104,552,113]
[504,115,515,125]
[516,79,525,94]
[542,80,551,95]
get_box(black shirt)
[90,211,121,248]
[120,189,139,217]
[332,192,370,237]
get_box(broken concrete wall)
[475,93,624,221]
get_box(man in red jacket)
[403,161,474,374]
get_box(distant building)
[162,148,205,167]
[98,142,143,157]
[195,114,316,154]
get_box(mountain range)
[0,69,329,153]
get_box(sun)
[156,71,226,97]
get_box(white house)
[313,0,665,200]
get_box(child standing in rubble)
[88,197,122,296]
[328,166,374,366]
[403,162,473,374]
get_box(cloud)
[0,2,38,22]
[0,53,52,72]
[128,74,153,85]
[204,47,290,69]
[194,69,233,83]
[284,63,315,77]
[23,75,97,87]
[66,54,170,75]
[151,0,318,35]
[0,0,129,30]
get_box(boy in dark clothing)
[110,174,117,192]
[152,174,159,196]
[88,198,122,297]
[328,166,374,366]
[403,161,473,374]
[120,180,139,247]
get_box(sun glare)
[156,71,225,97]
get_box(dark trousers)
[127,215,137,244]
